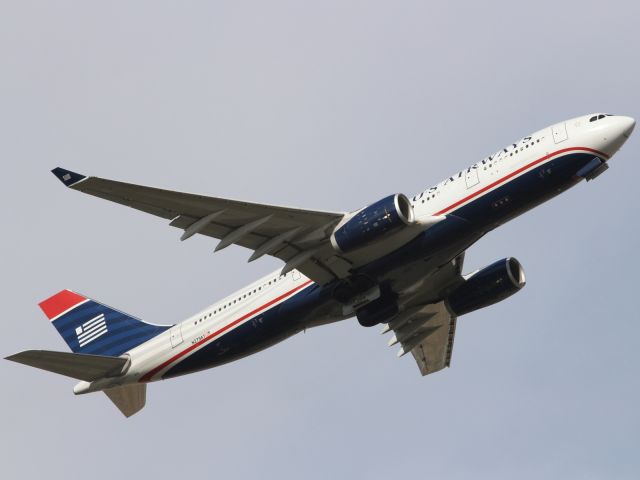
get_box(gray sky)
[1,1,639,479]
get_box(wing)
[388,302,457,376]
[382,253,464,376]
[52,168,346,284]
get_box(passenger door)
[169,324,183,348]
[465,167,480,188]
[551,122,568,143]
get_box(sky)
[1,1,639,479]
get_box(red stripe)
[140,280,314,382]
[434,147,609,216]
[39,290,87,321]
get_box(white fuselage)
[79,113,634,393]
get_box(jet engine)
[355,285,398,327]
[446,257,526,316]
[331,194,415,253]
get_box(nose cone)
[587,114,635,157]
[610,116,635,154]
[619,116,636,138]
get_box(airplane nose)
[587,114,635,158]
[607,115,635,157]
[620,116,636,138]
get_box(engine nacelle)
[446,257,526,316]
[331,194,415,253]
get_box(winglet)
[51,167,86,187]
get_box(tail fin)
[39,290,169,356]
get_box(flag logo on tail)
[75,314,108,347]
[40,289,170,356]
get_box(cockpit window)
[590,113,615,122]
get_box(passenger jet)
[6,113,635,416]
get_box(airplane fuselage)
[73,113,635,393]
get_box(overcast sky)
[1,1,639,479]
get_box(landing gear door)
[169,324,183,348]
[552,122,568,143]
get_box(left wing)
[385,302,457,376]
[51,168,346,284]
[382,253,464,376]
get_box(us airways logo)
[75,314,108,347]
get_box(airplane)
[6,113,635,417]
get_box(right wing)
[52,168,346,285]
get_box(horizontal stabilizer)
[104,384,146,417]
[5,350,128,381]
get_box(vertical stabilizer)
[39,290,169,356]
